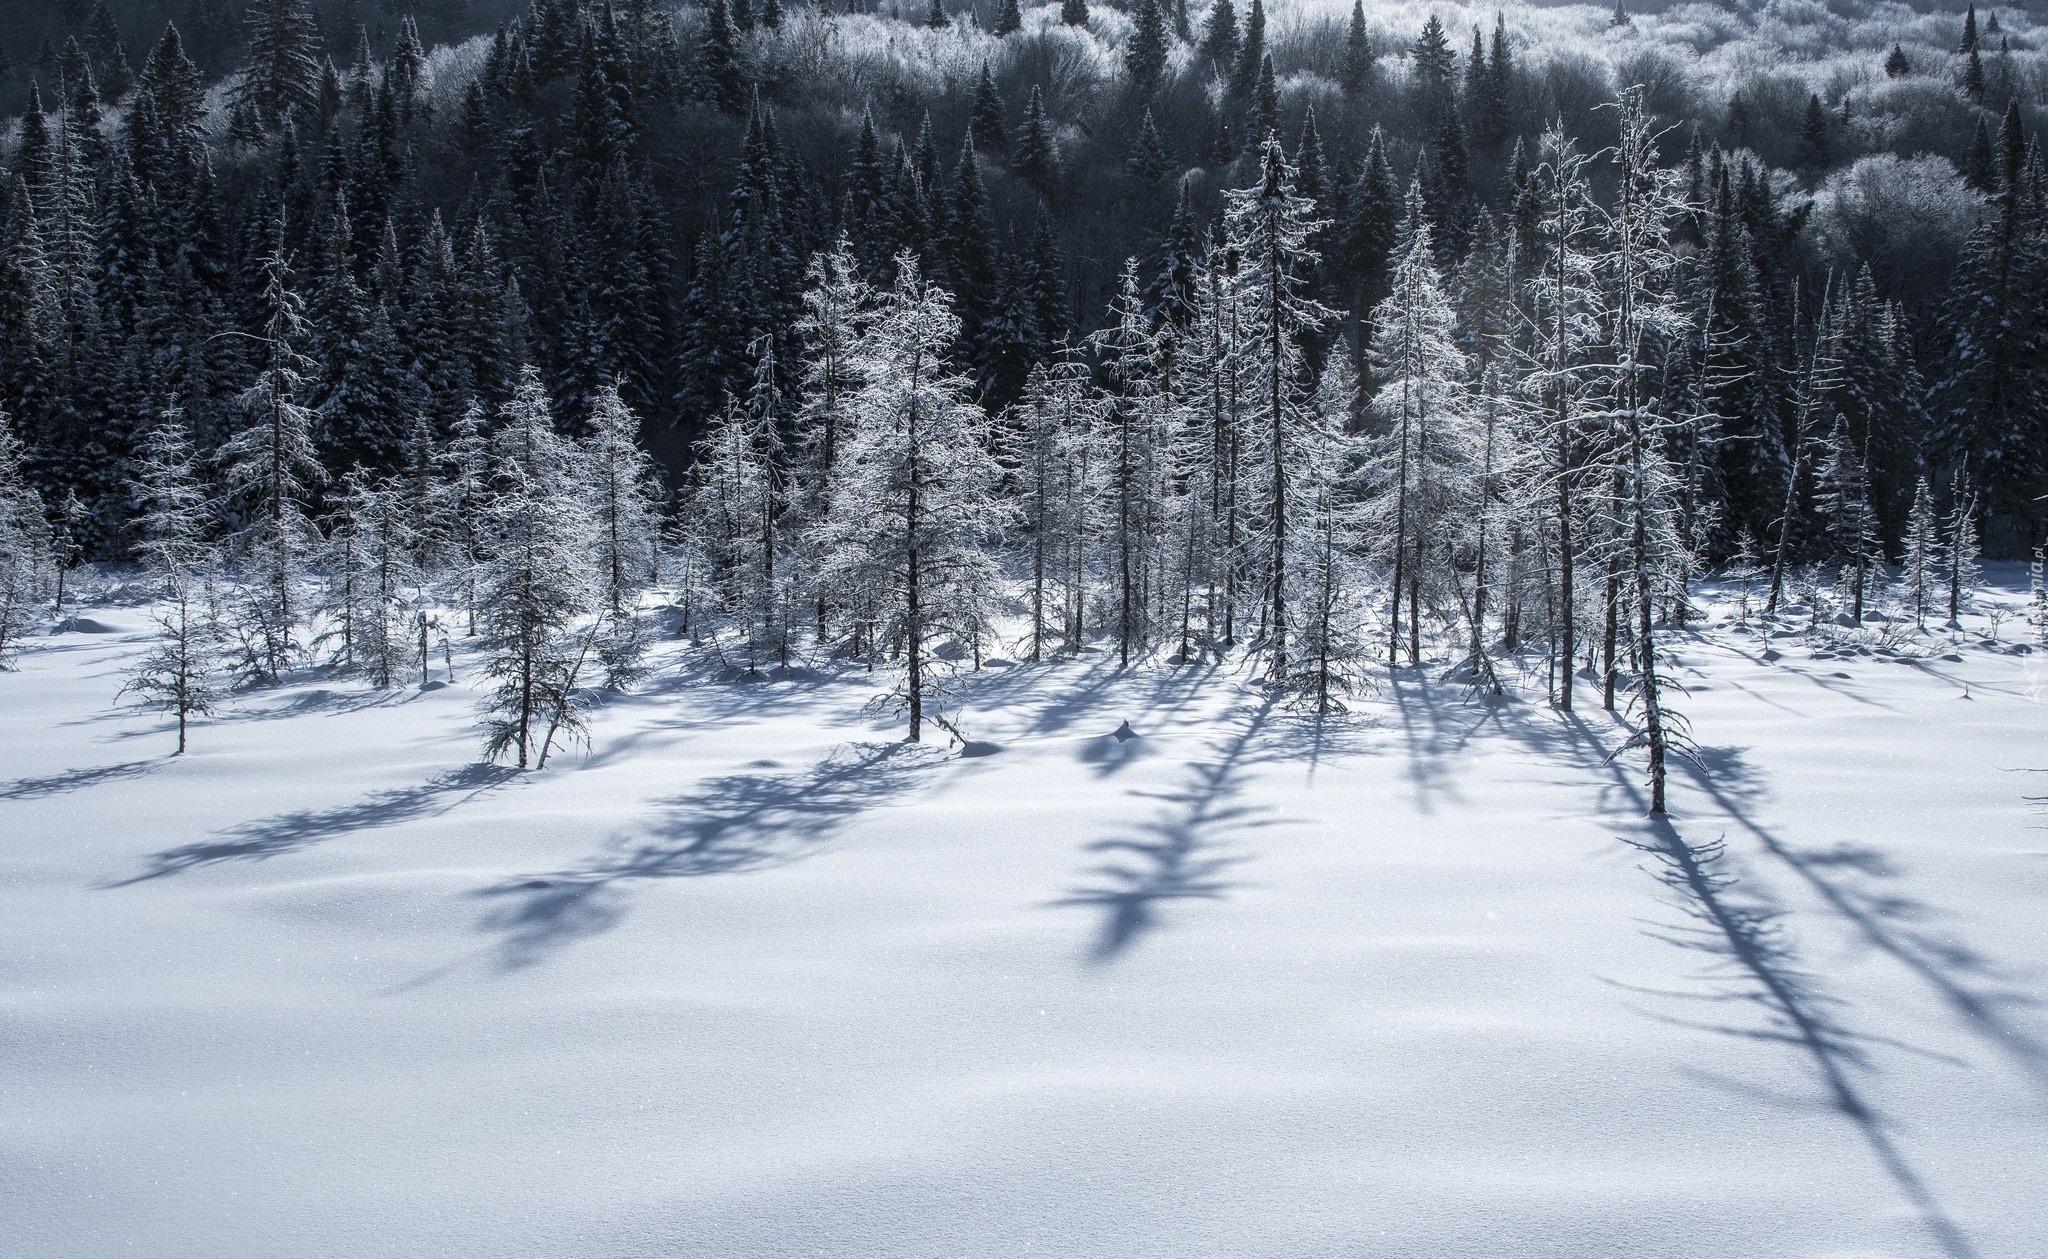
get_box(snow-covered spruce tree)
[1519,123,1603,709]
[1224,136,1335,684]
[221,236,324,683]
[1089,259,1173,667]
[321,470,418,689]
[0,409,51,668]
[579,383,662,687]
[1587,88,1695,815]
[1815,417,1881,624]
[476,367,597,770]
[1725,526,1764,626]
[1364,185,1475,669]
[811,255,1012,742]
[235,0,322,127]
[401,414,444,574]
[1944,472,1982,630]
[1898,476,1941,630]
[49,488,88,617]
[747,338,801,666]
[439,401,492,637]
[121,409,226,754]
[1009,352,1105,661]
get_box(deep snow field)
[4,574,2046,1259]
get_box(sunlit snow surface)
[4,574,2044,1258]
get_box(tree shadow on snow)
[1381,666,1536,813]
[954,653,1222,752]
[580,663,870,769]
[1461,694,1983,1258]
[107,763,518,885]
[1051,698,1278,963]
[472,742,940,970]
[1622,816,1981,1259]
[0,758,161,802]
[1677,745,2048,1096]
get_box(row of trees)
[0,342,661,762]
[666,92,1991,811]
[0,114,1999,819]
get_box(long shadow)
[826,652,1228,783]
[66,683,417,738]
[474,741,939,969]
[1382,666,1510,813]
[109,763,517,885]
[1477,679,1979,1256]
[581,671,865,769]
[1518,701,1986,1259]
[1679,746,2048,1094]
[1628,818,1979,1259]
[1052,698,1275,962]
[957,654,1127,742]
[0,758,160,801]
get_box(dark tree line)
[1,0,2045,560]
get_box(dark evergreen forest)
[1,0,2044,564]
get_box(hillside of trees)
[0,0,2043,767]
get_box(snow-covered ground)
[4,575,2045,1259]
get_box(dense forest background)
[1,0,2044,559]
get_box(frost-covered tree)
[221,237,323,683]
[121,410,225,753]
[48,488,87,617]
[580,384,663,687]
[1587,88,1695,813]
[1280,358,1372,710]
[477,367,597,769]
[1461,366,1524,691]
[439,401,492,637]
[1183,231,1250,652]
[1224,137,1335,682]
[0,409,50,668]
[793,240,871,514]
[1897,477,1940,630]
[1366,187,1474,668]
[1944,473,1982,630]
[1725,526,1764,626]
[1090,260,1173,666]
[1815,418,1881,623]
[1010,353,1104,661]
[322,471,418,689]
[1767,300,1845,615]
[812,255,1011,741]
[690,385,784,673]
[1520,124,1603,708]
